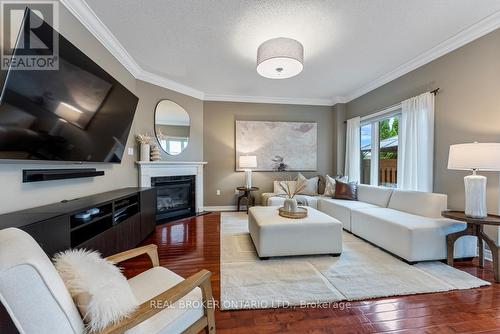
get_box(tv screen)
[0,8,138,163]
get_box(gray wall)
[343,28,500,243]
[0,6,203,214]
[203,101,334,207]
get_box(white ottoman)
[248,206,343,259]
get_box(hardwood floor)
[122,212,500,334]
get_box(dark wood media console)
[0,187,156,257]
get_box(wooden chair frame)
[98,244,216,334]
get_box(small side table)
[442,210,500,282]
[237,187,259,213]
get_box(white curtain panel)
[345,116,361,182]
[397,92,435,192]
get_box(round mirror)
[154,100,190,155]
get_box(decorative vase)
[140,143,150,162]
[283,198,298,213]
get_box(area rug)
[220,212,490,310]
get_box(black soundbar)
[22,168,105,183]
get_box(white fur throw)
[53,249,138,333]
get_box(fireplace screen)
[151,175,195,222]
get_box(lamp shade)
[448,143,500,171]
[257,37,303,79]
[239,155,257,169]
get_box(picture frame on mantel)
[235,120,318,172]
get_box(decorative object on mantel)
[278,176,306,215]
[239,155,257,188]
[448,142,500,218]
[150,144,161,161]
[136,133,152,162]
[235,120,317,171]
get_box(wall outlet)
[216,189,221,196]
[127,147,134,156]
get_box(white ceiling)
[71,0,500,105]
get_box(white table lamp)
[448,142,500,218]
[239,155,257,189]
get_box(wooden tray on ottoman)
[278,207,308,219]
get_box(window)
[360,112,399,188]
[160,137,188,155]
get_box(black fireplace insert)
[151,175,196,223]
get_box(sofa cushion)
[318,198,377,231]
[388,190,447,218]
[351,207,476,262]
[126,267,204,334]
[357,184,393,207]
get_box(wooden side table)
[237,187,259,213]
[442,210,500,282]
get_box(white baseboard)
[202,206,238,211]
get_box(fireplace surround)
[152,175,195,222]
[136,161,207,219]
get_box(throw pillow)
[324,175,348,196]
[297,173,319,195]
[323,175,336,196]
[54,249,138,333]
[334,180,358,200]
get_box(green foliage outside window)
[379,117,398,160]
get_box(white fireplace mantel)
[136,161,207,213]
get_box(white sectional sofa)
[317,184,477,263]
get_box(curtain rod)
[343,88,439,124]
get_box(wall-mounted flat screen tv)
[0,8,138,163]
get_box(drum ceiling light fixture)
[256,37,304,79]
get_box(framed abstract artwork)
[235,120,317,171]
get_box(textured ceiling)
[84,0,500,103]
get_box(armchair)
[0,228,216,334]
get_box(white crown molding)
[61,0,327,105]
[136,70,205,100]
[60,0,205,99]
[343,10,500,103]
[204,94,335,106]
[60,0,142,77]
